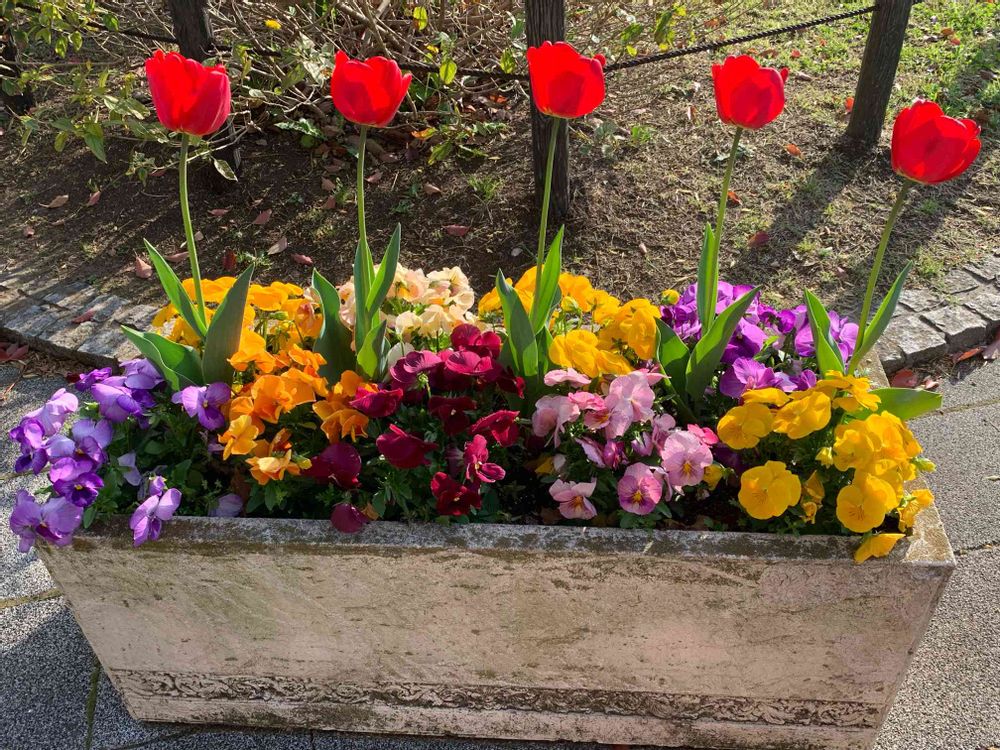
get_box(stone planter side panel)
[40,512,953,750]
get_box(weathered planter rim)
[73,503,954,568]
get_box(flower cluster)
[717,372,936,562]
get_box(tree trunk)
[166,0,242,188]
[525,0,569,220]
[845,0,914,147]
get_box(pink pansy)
[568,391,609,429]
[549,478,598,520]
[686,424,719,446]
[463,434,506,485]
[604,372,656,438]
[617,462,663,515]
[578,437,625,469]
[651,413,677,452]
[631,431,654,457]
[531,395,581,447]
[544,368,593,387]
[659,430,713,487]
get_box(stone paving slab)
[873,548,1000,750]
[910,401,1000,554]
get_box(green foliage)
[851,262,913,368]
[872,387,943,420]
[803,290,846,375]
[311,269,354,382]
[201,266,255,384]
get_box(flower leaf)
[144,239,207,339]
[120,326,203,390]
[803,289,845,375]
[312,269,355,383]
[852,261,913,368]
[871,387,942,420]
[529,226,563,334]
[685,287,759,400]
[696,223,718,330]
[202,264,254,385]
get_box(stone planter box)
[38,504,953,750]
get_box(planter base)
[40,508,953,750]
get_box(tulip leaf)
[871,387,942,420]
[696,223,718,330]
[312,269,355,382]
[852,261,913,370]
[144,239,206,339]
[120,326,203,391]
[803,289,845,376]
[353,237,373,353]
[357,320,389,381]
[685,287,758,400]
[530,226,564,334]
[655,318,689,395]
[366,224,401,318]
[202,264,254,385]
[496,271,538,377]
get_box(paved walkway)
[2,362,998,750]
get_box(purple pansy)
[121,358,164,391]
[209,493,244,517]
[172,382,230,431]
[49,456,104,507]
[9,490,82,552]
[117,452,142,486]
[74,367,113,393]
[24,389,79,436]
[719,358,795,399]
[91,378,144,423]
[129,476,181,546]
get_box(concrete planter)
[38,505,953,750]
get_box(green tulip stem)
[534,117,562,294]
[178,134,206,325]
[356,125,369,256]
[848,180,912,374]
[714,126,742,254]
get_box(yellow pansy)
[737,461,801,520]
[598,298,660,359]
[219,415,259,460]
[478,287,503,315]
[590,289,621,325]
[816,446,834,467]
[549,330,602,377]
[832,424,875,471]
[703,463,725,490]
[772,389,832,440]
[816,371,881,413]
[835,472,896,533]
[804,470,825,501]
[661,289,680,305]
[717,403,774,450]
[741,388,791,407]
[264,18,282,29]
[853,533,905,564]
[558,273,597,312]
[229,329,277,374]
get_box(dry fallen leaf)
[321,177,336,192]
[784,143,803,157]
[291,253,313,266]
[42,194,70,209]
[134,256,153,279]
[748,231,770,249]
[252,209,272,226]
[844,96,855,113]
[423,182,442,196]
[321,195,337,210]
[164,251,188,263]
[72,309,95,324]
[194,230,204,242]
[267,237,288,255]
[444,224,471,238]
[685,104,696,124]
[87,190,101,206]
[209,208,230,217]
[921,377,941,391]
[727,190,742,206]
[0,342,29,363]
[222,249,237,272]
[891,368,919,388]
[790,49,802,59]
[952,346,984,363]
[22,226,35,238]
[365,171,383,185]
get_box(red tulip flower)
[145,50,231,137]
[526,41,606,119]
[891,99,981,184]
[331,51,412,128]
[711,55,789,130]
